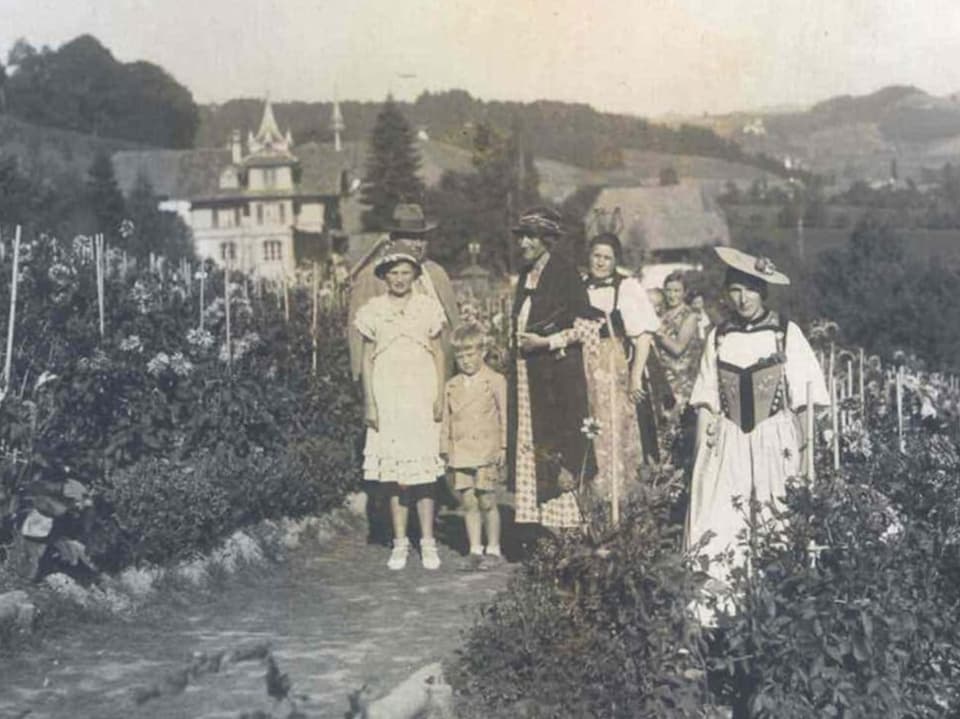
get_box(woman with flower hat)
[355,248,447,570]
[509,207,595,529]
[686,247,828,618]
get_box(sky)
[3,0,960,117]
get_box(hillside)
[0,113,141,179]
[672,85,960,183]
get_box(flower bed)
[0,232,361,585]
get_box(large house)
[113,100,356,278]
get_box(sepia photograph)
[1,1,960,716]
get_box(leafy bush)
[98,455,232,566]
[708,470,960,718]
[450,471,706,718]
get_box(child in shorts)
[440,323,508,569]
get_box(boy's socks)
[485,544,502,557]
[469,545,484,556]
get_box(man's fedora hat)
[387,203,438,235]
[715,246,790,286]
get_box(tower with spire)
[331,99,345,153]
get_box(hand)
[433,396,443,422]
[629,375,646,403]
[518,332,549,353]
[365,402,378,431]
[557,468,577,492]
[496,450,507,468]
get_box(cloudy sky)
[3,0,960,116]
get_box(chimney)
[230,130,242,164]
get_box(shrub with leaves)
[449,471,707,718]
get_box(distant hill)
[0,113,140,179]
[673,85,960,183]
[4,34,199,148]
[196,91,791,178]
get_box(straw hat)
[511,206,564,237]
[373,244,423,279]
[715,247,790,286]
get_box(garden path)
[0,512,513,719]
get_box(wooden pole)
[830,371,840,470]
[199,268,206,332]
[806,381,815,482]
[95,233,105,340]
[896,368,904,453]
[283,275,290,324]
[3,226,21,392]
[311,261,319,375]
[859,347,867,420]
[225,259,232,371]
[608,316,619,526]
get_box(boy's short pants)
[452,463,504,493]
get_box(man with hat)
[508,206,595,530]
[348,204,460,382]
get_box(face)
[404,238,428,260]
[664,280,685,309]
[454,343,485,375]
[726,282,765,321]
[690,295,705,313]
[384,262,417,296]
[589,243,617,280]
[518,234,548,264]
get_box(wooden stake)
[225,260,232,371]
[896,368,904,453]
[199,268,206,332]
[859,347,867,420]
[95,233,105,340]
[311,261,319,375]
[806,381,815,482]
[283,275,290,324]
[830,372,840,470]
[3,226,21,392]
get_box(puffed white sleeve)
[619,278,661,337]
[785,322,830,409]
[688,327,719,413]
[354,297,378,341]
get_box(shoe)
[480,550,505,570]
[420,538,441,570]
[387,539,409,570]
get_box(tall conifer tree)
[361,96,424,231]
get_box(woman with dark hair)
[509,207,594,529]
[355,248,447,570]
[543,232,660,511]
[686,248,828,620]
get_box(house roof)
[113,141,357,201]
[587,183,730,261]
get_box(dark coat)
[508,252,595,502]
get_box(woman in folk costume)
[510,207,595,529]
[541,233,660,514]
[686,247,828,613]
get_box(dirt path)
[0,513,513,718]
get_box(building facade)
[114,99,354,279]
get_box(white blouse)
[586,277,660,337]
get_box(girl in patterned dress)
[356,251,447,570]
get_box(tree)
[361,96,424,231]
[86,151,125,240]
[125,171,194,261]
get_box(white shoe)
[420,538,441,570]
[387,539,409,570]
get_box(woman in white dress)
[686,247,829,614]
[356,250,447,571]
